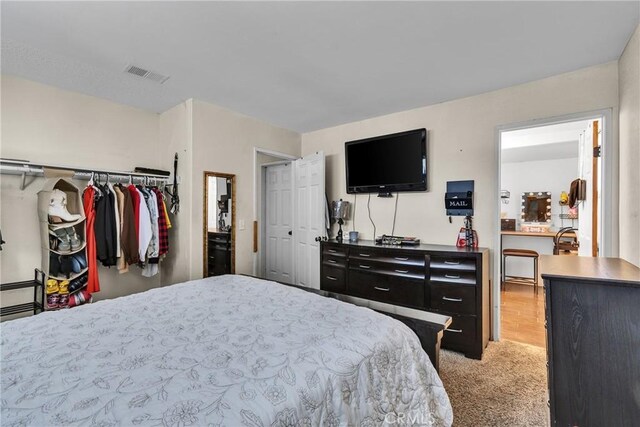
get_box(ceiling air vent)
[124,65,169,84]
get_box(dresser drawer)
[323,245,348,258]
[441,314,477,352]
[430,283,476,315]
[321,266,346,293]
[348,270,425,309]
[430,256,476,272]
[323,254,347,269]
[430,271,477,286]
[351,249,425,267]
[350,259,424,280]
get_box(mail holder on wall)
[445,180,474,217]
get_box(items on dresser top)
[320,239,490,359]
[501,218,516,231]
[541,256,640,427]
[375,234,420,246]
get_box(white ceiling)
[1,2,638,133]
[501,120,590,163]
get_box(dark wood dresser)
[541,256,640,427]
[207,230,231,276]
[321,240,490,359]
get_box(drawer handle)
[445,274,461,279]
[395,257,409,261]
[395,269,409,274]
[446,328,463,334]
[328,249,337,253]
[359,253,371,257]
[328,260,337,264]
[374,286,390,292]
[359,264,371,269]
[326,276,338,281]
[442,296,463,302]
[444,260,460,265]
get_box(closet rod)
[0,158,170,191]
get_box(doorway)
[253,149,327,288]
[494,109,613,344]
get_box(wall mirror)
[203,172,235,277]
[521,192,552,223]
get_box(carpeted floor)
[439,340,548,427]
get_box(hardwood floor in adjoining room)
[501,282,546,348]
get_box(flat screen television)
[345,128,427,195]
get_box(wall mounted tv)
[345,128,427,196]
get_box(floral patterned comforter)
[1,275,452,426]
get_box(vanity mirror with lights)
[520,192,552,231]
[203,172,235,277]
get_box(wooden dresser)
[207,230,231,276]
[321,240,490,359]
[541,256,640,426]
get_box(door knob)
[288,231,292,236]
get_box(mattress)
[1,275,452,426]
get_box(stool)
[502,248,539,294]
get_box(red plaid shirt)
[153,188,169,255]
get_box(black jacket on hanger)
[94,184,117,267]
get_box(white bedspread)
[1,275,452,426]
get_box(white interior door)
[294,151,326,289]
[578,121,594,256]
[264,163,294,283]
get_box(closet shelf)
[49,268,88,282]
[0,158,170,190]
[48,218,85,231]
[48,242,87,256]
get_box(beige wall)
[302,62,620,337]
[158,100,193,285]
[618,24,640,267]
[0,75,165,303]
[302,62,619,250]
[190,99,301,277]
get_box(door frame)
[493,108,614,341]
[252,147,298,277]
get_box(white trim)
[252,147,299,276]
[493,108,614,341]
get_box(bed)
[1,275,453,426]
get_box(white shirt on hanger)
[136,188,152,261]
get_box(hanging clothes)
[107,183,121,258]
[153,188,169,255]
[113,185,129,273]
[120,185,139,265]
[82,186,100,294]
[135,187,152,262]
[142,188,160,277]
[146,188,160,260]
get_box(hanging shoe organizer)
[37,178,89,310]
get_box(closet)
[1,158,173,311]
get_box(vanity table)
[500,229,576,251]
